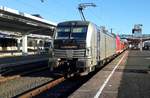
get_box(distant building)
[132,24,142,37]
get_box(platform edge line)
[94,51,128,98]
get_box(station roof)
[0,6,57,36]
[119,34,150,44]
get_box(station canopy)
[0,6,57,36]
[120,34,150,43]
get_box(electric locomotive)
[49,20,118,76]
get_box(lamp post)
[139,24,143,52]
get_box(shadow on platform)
[117,50,150,98]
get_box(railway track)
[34,76,91,98]
[0,66,48,83]
[0,60,61,98]
[18,77,65,98]
[16,68,102,98]
[0,60,49,83]
[15,53,124,98]
[0,68,56,98]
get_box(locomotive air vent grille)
[54,49,85,58]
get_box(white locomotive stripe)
[94,51,128,98]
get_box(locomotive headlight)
[57,58,61,61]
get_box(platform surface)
[69,50,150,98]
[0,54,49,68]
[0,50,37,58]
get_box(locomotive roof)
[57,20,90,26]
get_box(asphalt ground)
[69,50,150,98]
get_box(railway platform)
[69,50,150,98]
[0,53,49,75]
[0,50,36,58]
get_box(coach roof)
[57,20,90,27]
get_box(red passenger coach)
[116,35,124,54]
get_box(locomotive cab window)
[55,26,87,39]
[71,27,87,39]
[56,27,70,39]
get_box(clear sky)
[0,0,149,35]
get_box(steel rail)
[18,77,65,98]
[0,66,48,83]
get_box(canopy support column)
[22,34,28,55]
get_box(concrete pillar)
[22,34,28,55]
[33,40,36,54]
[17,38,21,52]
[37,39,40,54]
[140,39,143,52]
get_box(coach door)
[97,29,100,63]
